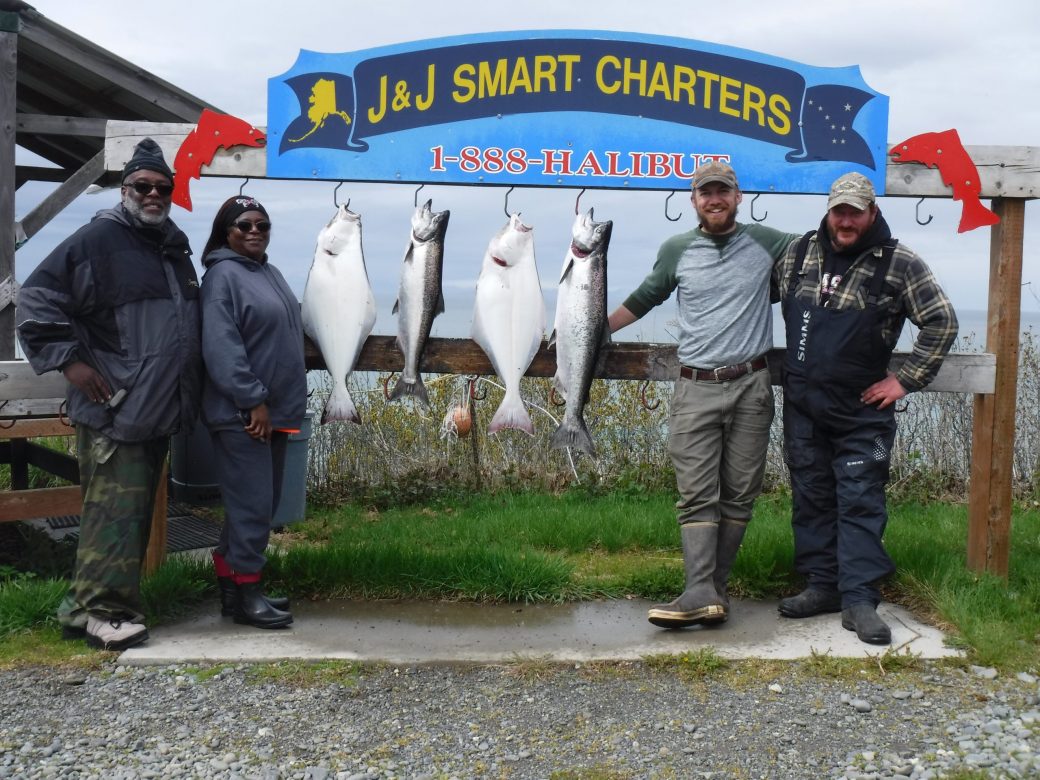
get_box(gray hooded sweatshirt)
[200,248,306,431]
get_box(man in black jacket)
[17,138,203,650]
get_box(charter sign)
[266,30,889,194]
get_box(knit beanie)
[122,138,174,183]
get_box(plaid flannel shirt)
[775,232,958,392]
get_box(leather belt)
[680,356,768,382]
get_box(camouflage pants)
[57,427,169,629]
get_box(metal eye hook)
[238,178,250,196]
[574,188,586,215]
[504,186,515,218]
[915,197,933,226]
[414,183,425,207]
[664,191,682,222]
[333,181,349,209]
[382,372,397,400]
[750,193,768,222]
[639,380,661,411]
[468,375,487,401]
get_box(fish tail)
[488,394,534,435]
[388,374,429,407]
[322,385,361,425]
[550,418,596,456]
[957,194,1000,233]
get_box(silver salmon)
[301,205,377,424]
[471,213,545,434]
[549,208,612,455]
[389,199,450,406]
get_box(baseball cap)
[691,160,738,190]
[827,172,875,211]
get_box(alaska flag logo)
[786,84,875,169]
[280,72,369,154]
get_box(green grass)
[4,489,1040,670]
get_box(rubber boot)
[647,522,726,628]
[233,574,293,629]
[712,518,749,620]
[214,551,289,617]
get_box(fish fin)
[321,386,361,425]
[436,291,445,315]
[547,329,557,350]
[552,373,568,400]
[488,396,534,436]
[387,374,429,407]
[599,321,612,347]
[558,258,574,283]
[956,196,1001,233]
[550,418,595,456]
[392,299,400,315]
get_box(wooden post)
[0,12,20,360]
[142,463,168,575]
[967,198,1026,577]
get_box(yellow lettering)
[558,54,581,90]
[646,62,672,100]
[623,57,647,96]
[742,83,766,126]
[533,55,557,92]
[696,70,720,109]
[415,64,435,111]
[508,58,533,95]
[368,75,388,123]
[718,76,741,118]
[673,66,696,104]
[767,93,792,135]
[478,59,508,98]
[452,63,476,103]
[596,56,621,94]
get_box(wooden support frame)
[968,199,1026,577]
[0,13,19,360]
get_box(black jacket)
[17,206,203,442]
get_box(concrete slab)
[120,597,961,665]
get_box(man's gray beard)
[122,192,170,226]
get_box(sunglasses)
[127,181,174,197]
[233,220,272,234]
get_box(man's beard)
[122,193,170,226]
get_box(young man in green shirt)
[609,161,796,628]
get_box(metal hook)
[574,188,586,215]
[333,182,349,209]
[238,178,250,196]
[549,387,566,407]
[664,191,682,222]
[750,193,768,223]
[915,197,933,226]
[468,375,487,401]
[503,186,515,218]
[414,183,425,207]
[0,400,14,429]
[639,380,661,411]
[382,372,397,400]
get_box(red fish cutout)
[172,109,266,211]
[889,129,999,233]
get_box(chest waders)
[780,231,900,607]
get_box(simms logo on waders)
[797,310,811,361]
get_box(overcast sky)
[14,0,1040,344]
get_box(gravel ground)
[2,659,1039,779]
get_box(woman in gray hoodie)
[200,195,306,629]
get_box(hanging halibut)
[389,199,450,406]
[549,208,613,455]
[471,214,545,434]
[302,205,377,424]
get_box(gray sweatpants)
[667,369,774,525]
[210,428,288,574]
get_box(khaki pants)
[668,369,774,525]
